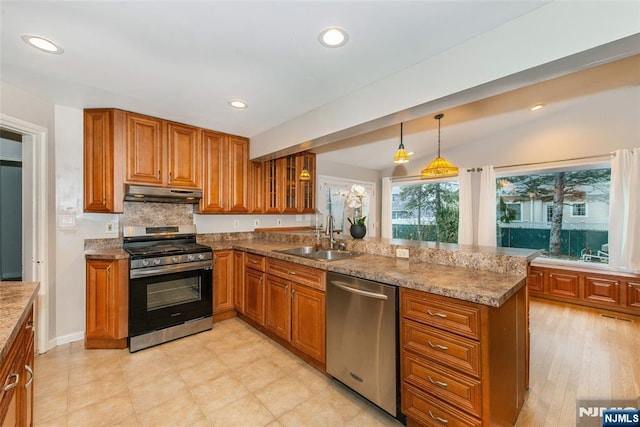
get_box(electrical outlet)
[276,218,282,226]
[105,222,115,233]
[254,219,260,227]
[396,248,410,258]
[233,220,240,228]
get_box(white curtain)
[608,148,640,272]
[457,169,473,245]
[477,165,497,247]
[381,177,392,238]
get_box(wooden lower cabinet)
[265,275,291,341]
[213,250,235,320]
[244,260,266,326]
[400,287,527,426]
[233,251,245,313]
[0,306,35,427]
[290,283,325,364]
[85,258,128,349]
[528,265,640,316]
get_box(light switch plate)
[233,220,240,228]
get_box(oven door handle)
[130,261,212,279]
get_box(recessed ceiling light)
[229,100,248,109]
[319,27,348,48]
[530,103,545,111]
[21,35,63,54]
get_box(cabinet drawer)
[402,319,481,378]
[402,352,481,417]
[245,253,266,272]
[267,258,325,291]
[401,289,481,340]
[584,275,621,306]
[402,383,481,427]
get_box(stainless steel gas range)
[123,225,213,352]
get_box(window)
[391,180,459,243]
[571,202,587,217]
[496,166,610,263]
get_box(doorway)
[0,129,23,280]
[0,114,50,354]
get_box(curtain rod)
[465,152,615,173]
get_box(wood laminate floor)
[34,298,639,426]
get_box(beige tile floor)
[34,318,404,427]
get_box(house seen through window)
[497,166,610,263]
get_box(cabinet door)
[628,282,640,310]
[166,122,201,188]
[282,155,298,213]
[22,329,35,427]
[244,268,265,325]
[85,259,128,348]
[548,271,580,299]
[83,109,125,213]
[233,252,245,313]
[264,159,282,213]
[249,161,265,214]
[200,130,227,213]
[584,275,621,306]
[228,136,249,212]
[126,113,164,185]
[213,250,234,314]
[291,283,325,363]
[527,267,545,294]
[265,275,292,341]
[298,153,316,213]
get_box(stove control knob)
[187,254,195,262]
[172,256,180,264]
[198,253,205,260]
[153,259,161,266]
[142,259,150,267]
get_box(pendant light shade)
[299,168,311,181]
[421,113,458,178]
[393,122,410,164]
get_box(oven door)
[129,266,213,337]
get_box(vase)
[350,224,366,239]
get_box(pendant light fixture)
[299,152,311,181]
[393,122,410,164]
[421,113,458,178]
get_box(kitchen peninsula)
[86,230,537,425]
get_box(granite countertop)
[1,281,40,364]
[232,240,526,307]
[84,238,529,308]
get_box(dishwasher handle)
[330,280,389,300]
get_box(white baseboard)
[55,331,85,346]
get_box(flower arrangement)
[345,184,367,226]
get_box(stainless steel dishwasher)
[326,272,400,419]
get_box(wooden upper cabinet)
[227,136,249,212]
[126,113,164,185]
[166,122,201,188]
[126,114,201,188]
[298,152,316,213]
[264,159,283,213]
[83,109,125,213]
[282,155,298,213]
[249,161,265,213]
[199,132,249,213]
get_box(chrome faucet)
[326,214,337,249]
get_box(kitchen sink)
[276,246,360,262]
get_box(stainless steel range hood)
[124,184,202,204]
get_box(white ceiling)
[1,1,549,137]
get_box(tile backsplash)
[120,202,193,227]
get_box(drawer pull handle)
[428,376,448,388]
[25,365,34,388]
[427,310,447,318]
[288,271,296,275]
[427,341,448,351]
[3,373,19,391]
[428,410,449,424]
